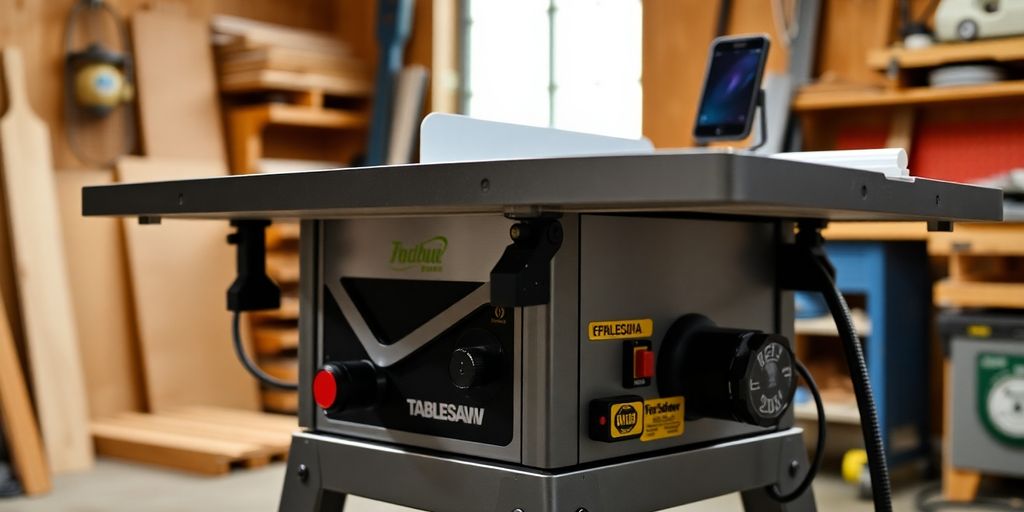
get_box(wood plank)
[794,80,1024,111]
[132,6,226,162]
[934,280,1024,309]
[219,46,365,76]
[219,69,373,97]
[942,361,982,502]
[266,222,301,249]
[91,421,262,475]
[211,15,350,54]
[56,169,143,419]
[816,0,898,86]
[171,406,296,433]
[929,224,1024,256]
[252,325,299,355]
[0,47,93,473]
[0,282,51,494]
[234,104,369,130]
[110,413,288,451]
[250,295,300,322]
[869,36,1024,70]
[267,252,301,284]
[116,157,260,412]
[822,222,929,241]
[259,358,298,381]
[261,389,299,414]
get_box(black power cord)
[779,221,894,511]
[232,311,298,391]
[226,220,299,391]
[816,246,894,512]
[767,359,825,502]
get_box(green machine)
[943,312,1024,476]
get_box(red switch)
[623,340,654,388]
[634,348,655,379]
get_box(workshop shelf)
[794,398,860,425]
[867,36,1024,71]
[793,80,1024,111]
[795,309,872,337]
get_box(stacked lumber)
[213,15,371,98]
[92,407,294,475]
[212,15,372,175]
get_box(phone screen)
[694,36,769,140]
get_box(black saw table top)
[83,151,1003,223]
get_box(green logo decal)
[390,236,447,272]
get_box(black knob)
[313,360,384,413]
[449,346,495,389]
[657,314,796,427]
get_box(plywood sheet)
[132,6,226,162]
[56,169,143,419]
[0,47,93,473]
[116,157,259,412]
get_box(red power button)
[313,367,338,410]
[634,348,655,379]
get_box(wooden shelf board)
[934,280,1024,309]
[868,36,1024,70]
[794,399,860,425]
[252,325,298,355]
[822,222,930,241]
[233,104,367,130]
[929,223,1024,256]
[793,80,1024,111]
[249,295,299,322]
[261,389,298,414]
[220,69,372,97]
[795,309,872,338]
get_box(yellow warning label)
[641,397,684,442]
[967,324,992,338]
[609,401,644,438]
[588,319,654,341]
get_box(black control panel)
[319,280,515,446]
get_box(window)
[462,0,643,139]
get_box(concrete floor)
[0,458,946,512]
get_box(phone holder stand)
[748,89,767,152]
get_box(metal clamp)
[489,217,563,307]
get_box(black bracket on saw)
[490,217,563,307]
[777,219,835,292]
[226,220,281,312]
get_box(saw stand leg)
[740,432,816,512]
[279,436,346,512]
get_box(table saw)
[83,146,1001,512]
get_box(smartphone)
[693,34,770,143]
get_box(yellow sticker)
[588,319,654,341]
[967,324,992,338]
[609,401,644,438]
[641,397,684,442]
